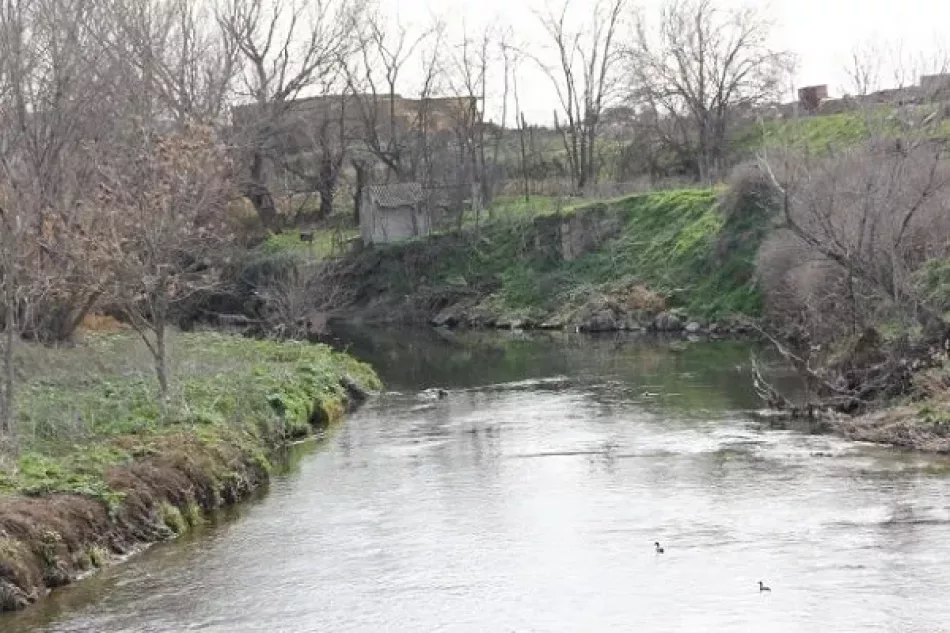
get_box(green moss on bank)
[0,332,379,612]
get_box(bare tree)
[490,32,516,208]
[506,40,533,202]
[103,0,238,124]
[405,23,446,188]
[444,25,492,219]
[100,125,234,401]
[629,0,793,182]
[0,0,108,450]
[342,10,442,183]
[753,139,950,411]
[535,0,625,193]
[252,257,355,340]
[275,91,349,221]
[219,0,357,231]
[757,133,950,368]
[0,193,23,454]
[0,0,116,344]
[890,42,950,97]
[845,39,950,100]
[845,41,886,97]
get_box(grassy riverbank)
[334,187,768,334]
[0,331,379,612]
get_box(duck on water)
[653,541,770,594]
[420,388,448,400]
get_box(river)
[5,329,950,632]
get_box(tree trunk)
[248,152,281,232]
[519,113,530,203]
[154,309,169,404]
[587,126,598,188]
[478,131,490,217]
[316,155,336,221]
[697,119,712,183]
[318,190,333,220]
[1,289,17,456]
[353,160,366,227]
[57,289,102,343]
[248,186,280,232]
[471,180,483,229]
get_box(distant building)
[360,183,430,244]
[798,85,829,113]
[920,74,950,96]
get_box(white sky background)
[376,0,950,125]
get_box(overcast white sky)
[376,0,950,124]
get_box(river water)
[5,329,950,632]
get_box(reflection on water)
[5,329,950,633]
[334,326,802,410]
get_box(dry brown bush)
[622,284,667,313]
[912,365,950,401]
[77,315,126,334]
[757,141,950,345]
[251,257,355,340]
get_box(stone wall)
[554,203,624,262]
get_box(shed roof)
[366,183,424,208]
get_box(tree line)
[220,0,795,228]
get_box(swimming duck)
[654,542,664,554]
[420,388,448,401]
[758,581,771,592]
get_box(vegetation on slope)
[560,189,764,318]
[731,111,890,156]
[0,332,379,611]
[731,107,950,162]
[335,186,770,327]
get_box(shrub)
[756,141,950,345]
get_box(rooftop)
[365,183,424,208]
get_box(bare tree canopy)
[844,39,950,98]
[220,0,359,231]
[443,25,492,214]
[101,0,238,123]
[760,141,950,334]
[341,9,444,183]
[534,0,626,193]
[628,0,794,182]
[100,125,235,401]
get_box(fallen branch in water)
[749,353,828,420]
[744,318,930,418]
[743,320,852,399]
[750,353,790,410]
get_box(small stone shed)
[360,183,432,244]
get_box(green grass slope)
[343,187,769,325]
